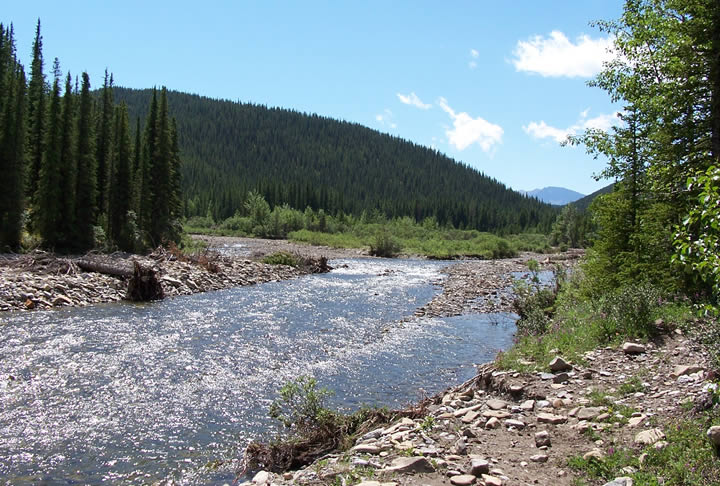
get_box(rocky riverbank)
[0,247,323,312]
[242,327,716,486]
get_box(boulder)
[536,412,567,424]
[530,454,549,463]
[577,407,605,421]
[486,399,508,410]
[450,475,477,485]
[672,365,704,378]
[468,458,490,476]
[535,430,551,447]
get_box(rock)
[383,456,435,474]
[549,356,572,372]
[520,400,535,411]
[553,373,570,384]
[622,342,646,354]
[602,478,634,486]
[634,428,665,446]
[52,294,73,306]
[252,470,270,484]
[362,427,386,440]
[505,419,525,429]
[530,454,549,463]
[356,482,398,486]
[486,399,508,410]
[482,410,511,419]
[707,426,720,447]
[627,415,647,427]
[583,448,605,461]
[672,365,704,378]
[485,417,501,429]
[462,410,480,423]
[452,438,468,455]
[352,443,383,454]
[450,475,477,485]
[536,400,551,409]
[536,412,567,424]
[535,430,551,447]
[577,407,605,421]
[482,474,503,486]
[468,458,490,476]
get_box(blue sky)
[4,1,624,195]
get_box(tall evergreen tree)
[56,72,76,247]
[35,59,62,248]
[25,19,45,202]
[107,103,132,250]
[95,70,113,218]
[138,88,158,242]
[0,24,27,250]
[73,72,96,251]
[148,87,173,245]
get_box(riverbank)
[243,326,717,486]
[0,236,579,314]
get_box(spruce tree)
[0,25,27,250]
[107,103,132,250]
[138,88,158,244]
[57,72,76,248]
[95,70,113,218]
[73,72,96,251]
[148,87,173,245]
[35,59,62,248]
[26,19,45,202]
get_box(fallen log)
[76,258,164,302]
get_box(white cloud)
[468,60,478,69]
[397,92,432,110]
[437,97,503,152]
[512,30,614,78]
[469,49,479,69]
[524,109,620,143]
[470,48,479,58]
[376,108,397,129]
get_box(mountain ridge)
[523,186,585,206]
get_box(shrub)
[269,376,333,433]
[599,283,661,340]
[370,230,401,258]
[262,252,301,267]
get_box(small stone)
[536,412,567,425]
[583,448,605,461]
[450,474,477,485]
[520,400,535,411]
[553,373,570,384]
[627,415,647,427]
[252,470,270,484]
[383,456,435,474]
[530,454,549,463]
[452,438,468,455]
[602,477,634,486]
[535,430,551,447]
[622,342,646,354]
[351,443,383,454]
[653,440,668,450]
[577,407,605,420]
[708,426,720,447]
[486,399,508,410]
[482,410,511,419]
[672,365,704,378]
[505,419,525,429]
[485,417,501,429]
[549,357,572,372]
[482,474,503,486]
[468,458,490,476]
[635,428,665,446]
[462,411,480,424]
[596,413,611,422]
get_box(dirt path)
[246,329,713,486]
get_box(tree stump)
[125,261,164,301]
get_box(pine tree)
[26,19,45,202]
[107,103,132,250]
[138,89,158,243]
[56,72,76,247]
[148,87,173,245]
[95,70,113,218]
[0,24,27,250]
[73,72,96,251]
[35,59,63,248]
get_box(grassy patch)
[261,251,301,267]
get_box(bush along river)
[0,257,518,485]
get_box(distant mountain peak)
[524,186,585,206]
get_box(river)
[0,258,517,484]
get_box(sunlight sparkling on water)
[0,258,516,484]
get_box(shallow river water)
[0,258,516,484]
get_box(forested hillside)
[113,88,557,234]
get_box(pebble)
[622,342,646,354]
[549,356,572,372]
